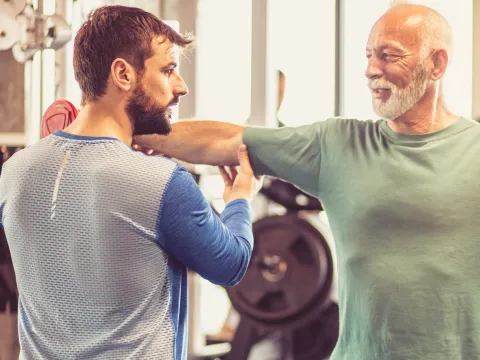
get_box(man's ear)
[430,49,448,81]
[110,58,136,92]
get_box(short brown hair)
[73,5,193,105]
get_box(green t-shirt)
[243,117,480,360]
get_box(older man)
[134,4,480,360]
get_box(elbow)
[210,272,246,287]
[223,272,248,287]
[207,249,252,287]
[215,270,246,287]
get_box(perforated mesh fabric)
[0,132,178,359]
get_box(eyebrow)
[366,44,405,53]
[161,62,178,70]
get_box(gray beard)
[370,62,429,120]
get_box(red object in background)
[41,99,79,138]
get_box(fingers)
[132,135,156,148]
[132,143,164,156]
[237,144,254,175]
[229,166,238,179]
[218,166,233,186]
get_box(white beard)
[369,61,429,120]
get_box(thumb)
[237,144,253,175]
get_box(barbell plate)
[226,214,334,329]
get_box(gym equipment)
[290,302,339,360]
[0,147,20,314]
[223,213,338,360]
[221,304,338,360]
[0,262,17,313]
[226,214,334,330]
[260,177,323,212]
[0,0,71,63]
[41,100,78,138]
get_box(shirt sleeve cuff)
[242,126,268,176]
[221,199,252,222]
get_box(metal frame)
[55,0,70,100]
[247,0,277,128]
[24,0,43,146]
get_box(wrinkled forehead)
[150,36,180,64]
[367,14,423,53]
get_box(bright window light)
[272,0,337,126]
[195,0,252,124]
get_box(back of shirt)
[0,132,253,360]
[1,132,178,359]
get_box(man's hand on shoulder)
[132,135,164,156]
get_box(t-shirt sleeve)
[243,121,324,196]
[157,166,253,286]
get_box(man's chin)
[373,105,395,120]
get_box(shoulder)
[306,117,381,144]
[127,151,198,191]
[127,150,179,176]
[0,141,41,175]
[317,117,380,131]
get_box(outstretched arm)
[158,145,262,286]
[134,121,244,166]
[135,118,326,197]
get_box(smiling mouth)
[372,88,390,94]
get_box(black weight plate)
[291,302,339,360]
[226,214,334,329]
[260,178,323,211]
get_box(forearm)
[160,169,253,286]
[146,121,244,166]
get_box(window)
[272,0,337,126]
[195,0,252,124]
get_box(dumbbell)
[41,99,79,138]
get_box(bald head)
[381,4,453,61]
[365,4,453,120]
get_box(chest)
[321,146,480,259]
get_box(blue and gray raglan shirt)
[0,131,253,360]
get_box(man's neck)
[63,100,133,145]
[387,92,459,134]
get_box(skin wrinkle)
[365,4,457,135]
